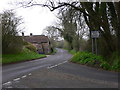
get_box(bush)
[110,52,120,72]
[111,63,120,72]
[71,51,111,70]
[69,50,77,55]
[2,10,23,54]
[100,61,111,70]
[23,41,29,45]
[2,48,46,64]
[24,42,37,52]
[2,36,23,54]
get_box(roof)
[23,35,49,44]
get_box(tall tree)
[42,26,61,48]
[2,10,23,54]
[18,0,120,56]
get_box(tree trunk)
[114,2,120,53]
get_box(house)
[22,33,52,54]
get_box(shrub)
[71,50,120,71]
[111,58,120,71]
[69,50,77,55]
[108,51,120,71]
[2,10,23,54]
[25,42,37,52]
[71,51,111,70]
[72,52,102,62]
[2,36,23,54]
[111,64,120,72]
[23,41,29,45]
[2,48,46,64]
[100,61,111,70]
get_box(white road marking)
[47,61,68,69]
[21,75,27,78]
[28,73,32,76]
[3,81,12,86]
[54,64,58,67]
[47,66,55,69]
[13,78,20,81]
[63,60,67,63]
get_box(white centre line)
[47,66,55,69]
[47,60,68,69]
[13,78,20,81]
[62,60,67,63]
[28,73,32,76]
[54,64,58,67]
[21,75,27,78]
[3,81,12,86]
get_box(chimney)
[30,33,33,36]
[22,32,24,36]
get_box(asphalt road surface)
[2,48,118,88]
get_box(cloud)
[0,0,57,36]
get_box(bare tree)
[42,26,61,48]
[16,0,120,57]
[2,10,23,54]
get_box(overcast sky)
[1,0,119,36]
[0,0,58,36]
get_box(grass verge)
[71,51,120,72]
[69,50,77,55]
[49,48,57,55]
[2,48,46,65]
[52,48,57,54]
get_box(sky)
[1,0,119,36]
[0,0,58,36]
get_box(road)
[2,48,118,88]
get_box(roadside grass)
[52,48,57,54]
[0,54,1,64]
[71,51,120,72]
[69,50,77,55]
[110,52,120,71]
[2,48,46,65]
[47,48,57,55]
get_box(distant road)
[2,48,118,88]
